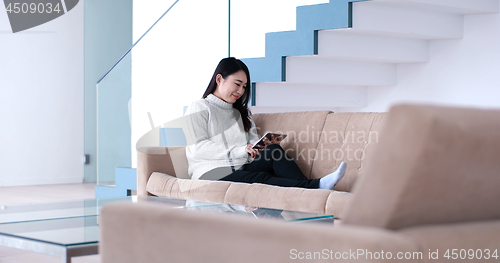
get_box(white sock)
[319,161,347,190]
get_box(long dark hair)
[203,57,252,133]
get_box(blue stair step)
[95,167,137,198]
[95,184,129,199]
[242,0,367,83]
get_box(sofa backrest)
[252,111,331,179]
[310,112,386,192]
[139,110,385,195]
[343,104,500,230]
[253,111,386,192]
[143,111,385,190]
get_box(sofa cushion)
[224,182,332,214]
[147,172,231,203]
[310,112,385,191]
[343,104,500,230]
[146,172,353,216]
[253,111,331,179]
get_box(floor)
[0,183,100,263]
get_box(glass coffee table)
[0,196,333,262]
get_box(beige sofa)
[137,110,385,218]
[101,104,500,263]
[102,104,500,262]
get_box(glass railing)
[95,0,340,188]
[96,47,132,186]
[96,0,229,186]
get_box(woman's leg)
[220,170,320,189]
[205,143,347,189]
[244,144,308,181]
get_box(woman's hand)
[245,144,262,159]
[262,134,283,147]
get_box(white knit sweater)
[185,94,259,180]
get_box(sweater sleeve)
[247,114,260,144]
[185,101,248,163]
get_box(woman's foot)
[319,161,347,190]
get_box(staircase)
[243,0,499,113]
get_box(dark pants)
[219,144,320,189]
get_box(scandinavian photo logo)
[3,0,79,33]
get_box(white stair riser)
[319,29,429,63]
[286,57,397,86]
[251,0,500,109]
[255,83,367,108]
[374,0,499,14]
[352,1,464,39]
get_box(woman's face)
[213,70,247,104]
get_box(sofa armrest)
[100,202,419,263]
[137,146,188,196]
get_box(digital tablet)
[251,132,287,149]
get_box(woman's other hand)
[262,134,283,147]
[245,144,262,159]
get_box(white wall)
[131,0,228,168]
[130,0,329,168]
[339,12,500,113]
[0,3,84,186]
